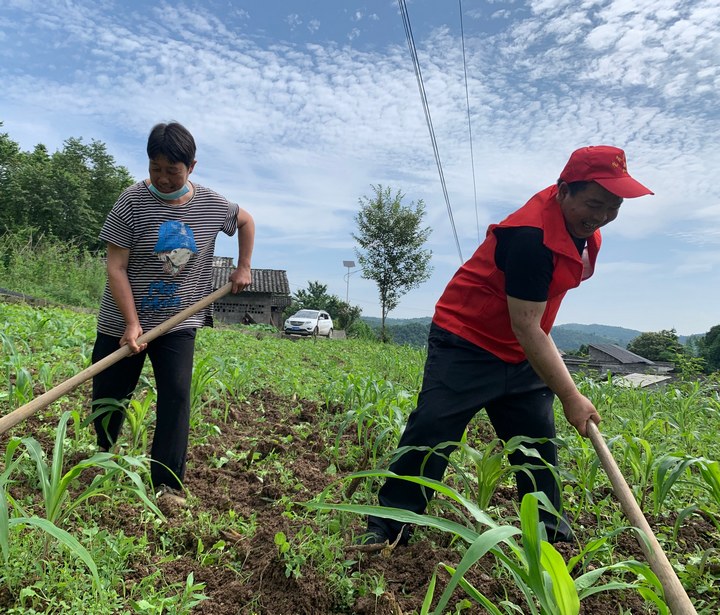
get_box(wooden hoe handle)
[587,420,696,615]
[0,283,233,436]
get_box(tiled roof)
[212,258,290,295]
[589,343,654,364]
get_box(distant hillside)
[550,323,642,352]
[360,318,704,351]
[361,318,650,351]
[360,316,432,347]
[361,316,432,328]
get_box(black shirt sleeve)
[494,226,553,302]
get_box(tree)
[697,325,720,373]
[0,126,134,251]
[0,127,24,231]
[284,280,361,331]
[627,329,685,362]
[352,185,432,342]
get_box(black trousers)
[368,323,571,542]
[91,328,197,490]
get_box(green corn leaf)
[697,459,720,504]
[306,501,479,543]
[420,565,438,615]
[519,494,543,583]
[652,454,698,515]
[540,542,579,615]
[314,469,499,528]
[0,486,9,562]
[432,526,519,615]
[19,437,54,520]
[438,563,505,615]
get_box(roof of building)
[589,343,654,365]
[212,257,290,295]
[613,373,672,388]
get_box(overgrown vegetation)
[0,123,134,251]
[0,230,107,309]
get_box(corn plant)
[650,454,698,516]
[608,435,655,509]
[190,355,223,416]
[7,410,163,527]
[7,362,34,406]
[696,458,720,506]
[330,375,414,468]
[648,382,710,452]
[37,361,63,392]
[668,458,720,535]
[125,393,156,454]
[1,332,35,407]
[423,494,657,615]
[558,435,602,522]
[449,437,554,510]
[87,397,127,453]
[212,357,253,422]
[0,480,101,590]
[0,433,101,589]
[0,329,30,356]
[308,475,666,613]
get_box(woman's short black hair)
[146,122,196,167]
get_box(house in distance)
[211,256,291,328]
[563,343,674,388]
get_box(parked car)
[283,309,333,337]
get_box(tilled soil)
[3,388,716,614]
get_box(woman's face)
[148,154,195,194]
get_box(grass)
[0,230,107,310]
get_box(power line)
[397,0,463,264]
[458,0,481,244]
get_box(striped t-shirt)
[97,181,239,337]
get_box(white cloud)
[285,13,302,30]
[0,0,718,333]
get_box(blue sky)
[1,0,719,335]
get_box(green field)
[1,300,719,614]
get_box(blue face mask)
[148,182,191,201]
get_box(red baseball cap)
[559,145,653,198]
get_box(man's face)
[148,155,195,194]
[557,181,623,238]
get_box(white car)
[283,309,334,337]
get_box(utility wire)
[397,0,463,264]
[458,0,481,244]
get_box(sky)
[1,0,719,335]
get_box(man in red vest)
[363,145,653,545]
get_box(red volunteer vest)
[432,185,601,363]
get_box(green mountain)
[360,318,703,351]
[361,316,432,328]
[361,318,646,351]
[550,323,642,352]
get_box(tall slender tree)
[352,184,432,342]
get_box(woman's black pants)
[91,328,197,491]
